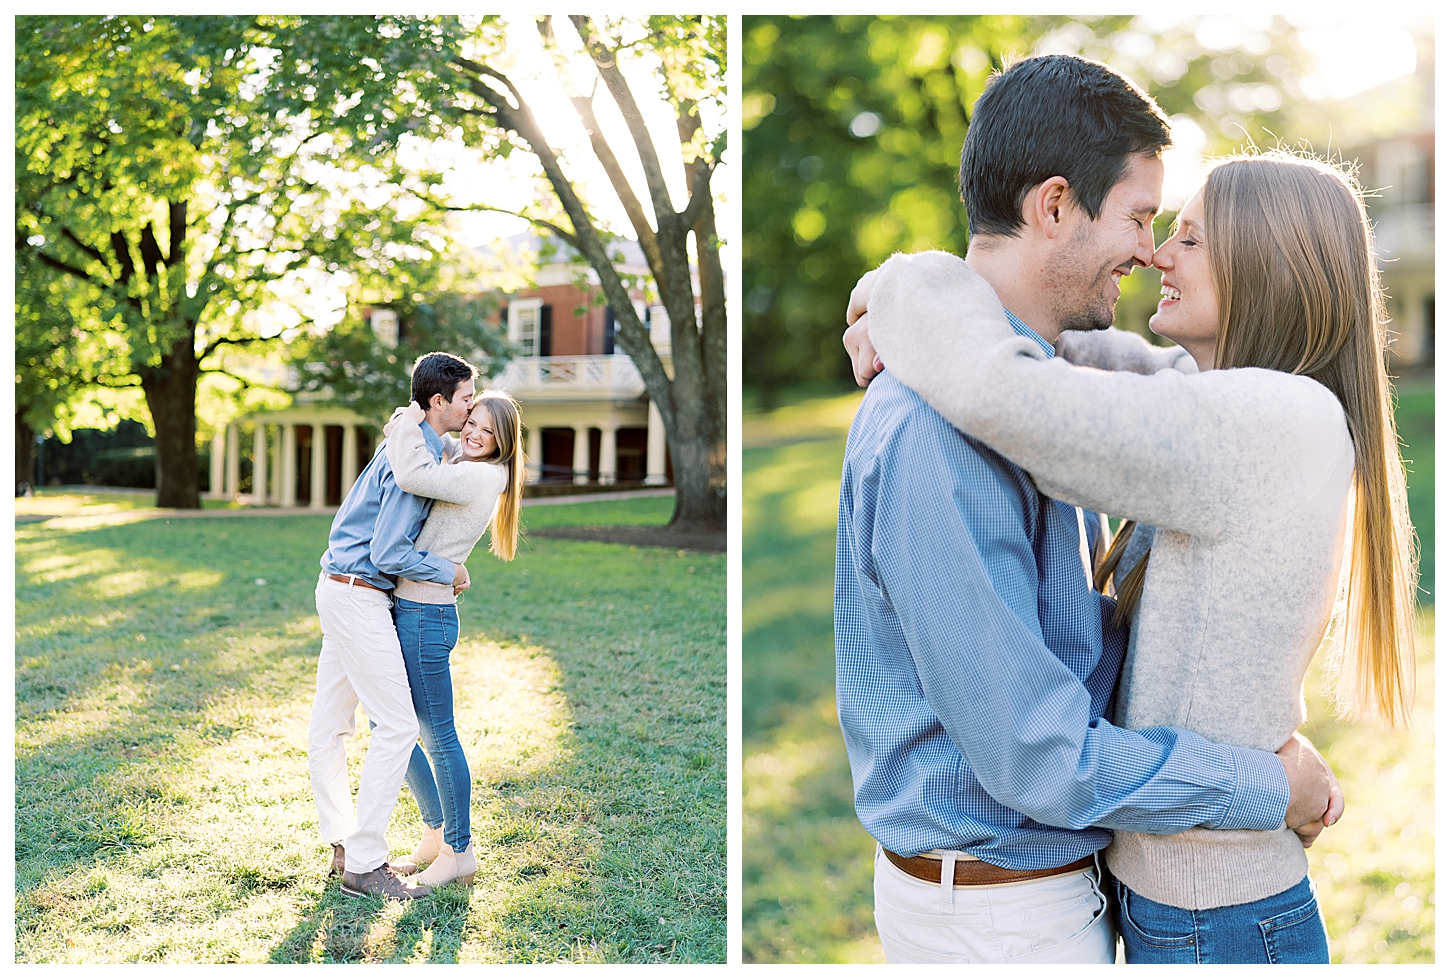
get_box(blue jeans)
[390,597,471,853]
[1116,876,1329,964]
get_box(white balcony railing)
[491,354,647,400]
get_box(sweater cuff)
[1216,745,1290,831]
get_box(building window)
[603,305,616,355]
[508,298,544,357]
[370,309,399,348]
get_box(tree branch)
[200,333,269,361]
[167,201,187,265]
[570,16,676,224]
[110,231,136,285]
[537,16,664,285]
[60,227,108,265]
[32,249,96,283]
[679,158,719,232]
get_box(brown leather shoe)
[340,862,431,900]
[329,844,346,878]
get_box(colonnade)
[206,420,367,507]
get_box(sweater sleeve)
[384,421,488,506]
[865,250,1343,543]
[1055,327,1198,376]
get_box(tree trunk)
[139,333,202,509]
[16,412,35,492]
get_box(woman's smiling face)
[1149,189,1220,366]
[458,403,497,461]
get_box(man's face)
[434,379,476,433]
[1044,153,1164,333]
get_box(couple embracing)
[308,351,526,900]
[835,55,1417,962]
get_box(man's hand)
[843,268,884,387]
[451,561,470,595]
[1277,732,1343,847]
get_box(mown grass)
[15,494,723,963]
[742,384,1435,963]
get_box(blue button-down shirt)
[834,311,1289,869]
[320,421,455,590]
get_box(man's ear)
[428,392,447,412]
[1026,176,1072,240]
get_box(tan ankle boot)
[410,841,476,888]
[393,824,443,876]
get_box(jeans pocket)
[1116,881,1198,962]
[1259,885,1329,964]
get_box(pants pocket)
[1259,884,1329,964]
[1116,881,1198,964]
[1021,886,1100,954]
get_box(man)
[833,55,1339,963]
[308,351,476,901]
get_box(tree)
[15,15,468,506]
[741,15,1366,402]
[289,287,516,425]
[431,16,728,531]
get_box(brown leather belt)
[325,573,390,594]
[884,848,1095,886]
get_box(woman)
[382,390,525,888]
[847,152,1417,963]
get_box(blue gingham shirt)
[320,421,456,591]
[835,311,1290,868]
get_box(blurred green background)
[742,13,1435,965]
[743,14,1434,402]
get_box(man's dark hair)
[960,54,1172,238]
[411,351,477,408]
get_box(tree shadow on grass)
[16,520,725,962]
[269,882,473,963]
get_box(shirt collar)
[1004,308,1055,359]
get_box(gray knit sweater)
[383,418,507,605]
[865,251,1354,909]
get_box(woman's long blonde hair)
[1099,150,1419,723]
[470,389,525,561]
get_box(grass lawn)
[15,493,723,963]
[742,384,1435,964]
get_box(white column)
[341,425,359,499]
[526,425,542,484]
[571,425,590,485]
[646,400,667,485]
[270,424,283,504]
[252,422,268,506]
[224,422,240,501]
[208,432,226,500]
[280,424,296,507]
[309,424,328,509]
[599,425,617,486]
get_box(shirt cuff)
[1215,744,1290,831]
[414,552,456,585]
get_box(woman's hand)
[843,268,885,387]
[382,401,427,438]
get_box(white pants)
[308,574,420,874]
[874,846,1115,963]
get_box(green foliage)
[14,15,481,500]
[740,15,1397,397]
[288,289,516,423]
